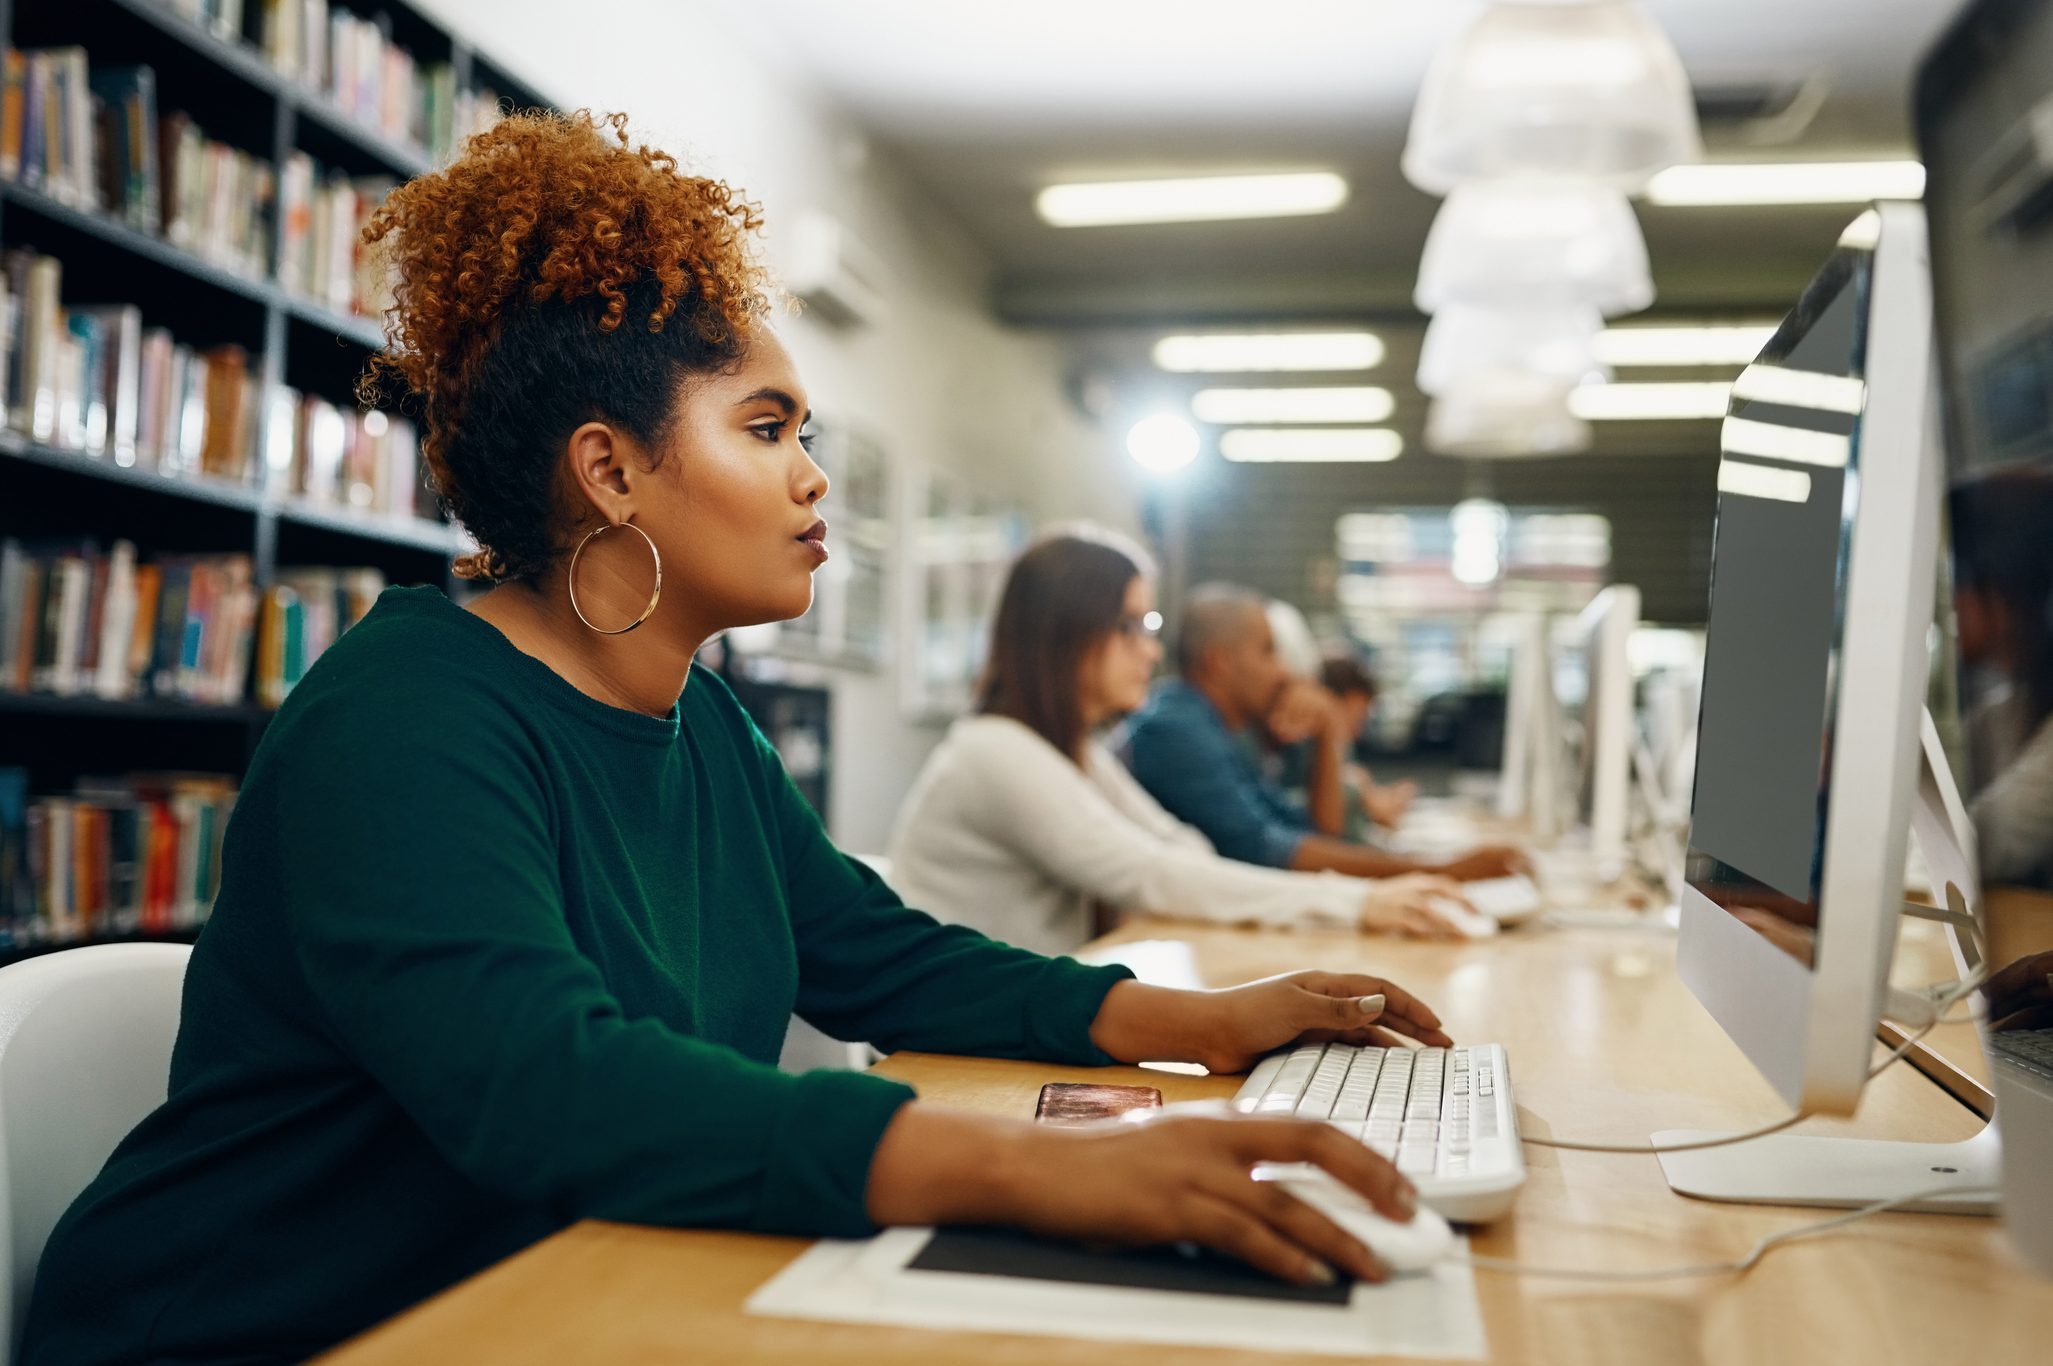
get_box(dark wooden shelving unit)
[0,0,552,961]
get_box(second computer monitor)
[1569,585,1639,881]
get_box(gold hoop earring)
[567,521,663,635]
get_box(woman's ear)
[565,421,637,520]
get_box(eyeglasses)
[1114,614,1162,641]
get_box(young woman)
[887,530,1469,954]
[21,113,1450,1366]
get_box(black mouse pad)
[904,1227,1355,1305]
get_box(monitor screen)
[1685,250,1870,969]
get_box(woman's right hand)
[1358,873,1470,938]
[995,1104,1416,1285]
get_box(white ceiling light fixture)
[1416,304,1607,398]
[1191,386,1395,424]
[1152,331,1385,373]
[1035,172,1348,227]
[1125,414,1200,471]
[1568,380,1733,421]
[1594,322,1780,367]
[1644,161,1926,206]
[1218,428,1405,463]
[1426,377,1592,458]
[1403,0,1701,194]
[1414,182,1654,316]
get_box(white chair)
[0,943,190,1365]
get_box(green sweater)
[23,587,1131,1366]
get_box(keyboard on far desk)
[1233,1041,1526,1223]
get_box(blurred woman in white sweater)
[886,530,1467,955]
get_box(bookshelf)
[0,0,554,960]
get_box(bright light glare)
[1142,610,1163,633]
[1037,172,1348,227]
[1153,331,1385,373]
[1593,323,1779,367]
[1718,459,1813,504]
[1645,161,1925,206]
[1191,387,1394,424]
[1720,417,1851,468]
[1126,414,1200,471]
[1568,381,1732,421]
[1729,364,1865,414]
[1219,428,1403,463]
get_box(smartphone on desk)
[1034,1082,1163,1126]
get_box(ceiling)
[732,0,1966,319]
[720,0,1974,619]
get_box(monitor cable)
[1461,1181,2001,1282]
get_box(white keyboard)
[1233,1041,1525,1223]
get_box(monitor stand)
[1654,710,2001,1214]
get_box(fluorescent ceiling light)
[1191,387,1394,424]
[1154,331,1385,373]
[1729,364,1865,414]
[1219,428,1404,463]
[1568,381,1732,421]
[1593,323,1780,367]
[1036,172,1348,227]
[1720,416,1851,468]
[1645,161,1926,206]
[1719,459,1813,504]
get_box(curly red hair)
[360,109,771,581]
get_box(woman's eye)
[798,428,816,453]
[750,422,784,444]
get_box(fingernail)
[1396,1183,1418,1217]
[1357,994,1386,1017]
[1305,1258,1338,1286]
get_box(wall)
[410,0,1139,850]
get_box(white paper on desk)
[745,1227,1489,1360]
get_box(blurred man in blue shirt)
[1124,584,1524,882]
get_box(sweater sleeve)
[949,723,1366,929]
[734,711,1134,1060]
[275,677,915,1239]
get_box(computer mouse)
[1254,1164,1457,1273]
[1426,895,1500,939]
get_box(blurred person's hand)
[1433,845,1531,882]
[1983,950,2053,1030]
[1359,873,1470,939]
[1267,679,1339,747]
[1363,779,1418,830]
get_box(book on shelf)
[0,538,256,705]
[255,565,384,707]
[0,247,264,479]
[162,1,249,47]
[277,151,396,318]
[0,47,276,281]
[0,766,237,952]
[274,389,424,519]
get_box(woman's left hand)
[1089,972,1454,1076]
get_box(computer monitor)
[1567,585,1639,882]
[1919,0,2053,1274]
[1496,613,1566,841]
[1657,202,1999,1210]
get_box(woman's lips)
[796,519,829,562]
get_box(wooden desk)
[321,918,2053,1366]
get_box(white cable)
[1463,1184,2000,1281]
[1520,965,1991,1155]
